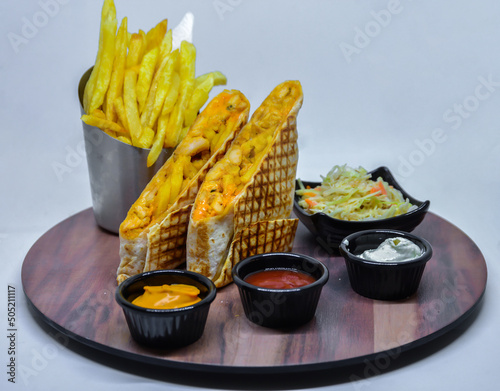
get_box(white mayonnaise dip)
[359,237,421,262]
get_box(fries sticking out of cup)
[81,0,227,166]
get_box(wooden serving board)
[21,209,487,373]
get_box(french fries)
[83,0,117,114]
[82,0,226,166]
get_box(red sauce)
[244,269,316,289]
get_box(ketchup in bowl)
[233,253,329,328]
[244,268,316,289]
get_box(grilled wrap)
[117,90,250,284]
[186,81,303,287]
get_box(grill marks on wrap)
[144,204,192,272]
[213,219,299,285]
[233,118,298,233]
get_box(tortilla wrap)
[117,90,250,284]
[187,81,303,287]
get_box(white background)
[1,0,499,390]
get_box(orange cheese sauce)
[119,91,249,239]
[192,82,302,221]
[131,284,201,309]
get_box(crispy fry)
[161,71,180,116]
[155,175,172,217]
[113,96,128,129]
[104,129,117,138]
[126,32,146,69]
[136,47,159,112]
[195,71,227,88]
[146,19,168,52]
[184,73,214,126]
[117,135,132,145]
[84,1,110,112]
[148,50,178,128]
[163,101,182,149]
[91,109,106,119]
[87,0,117,114]
[159,29,173,59]
[179,126,190,142]
[169,155,187,204]
[139,52,170,128]
[147,113,169,167]
[163,41,195,148]
[179,41,196,86]
[81,114,128,135]
[105,16,128,122]
[123,69,143,144]
[137,126,155,149]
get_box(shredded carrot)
[305,198,317,208]
[370,182,387,195]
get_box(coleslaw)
[296,165,417,221]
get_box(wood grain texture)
[21,209,487,373]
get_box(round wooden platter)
[21,208,487,374]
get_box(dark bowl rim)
[293,166,430,225]
[232,252,329,293]
[339,229,433,267]
[115,269,217,314]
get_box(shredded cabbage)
[296,165,417,221]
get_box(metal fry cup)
[78,68,173,234]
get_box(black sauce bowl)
[293,166,430,252]
[115,269,216,348]
[232,252,329,328]
[339,229,433,301]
